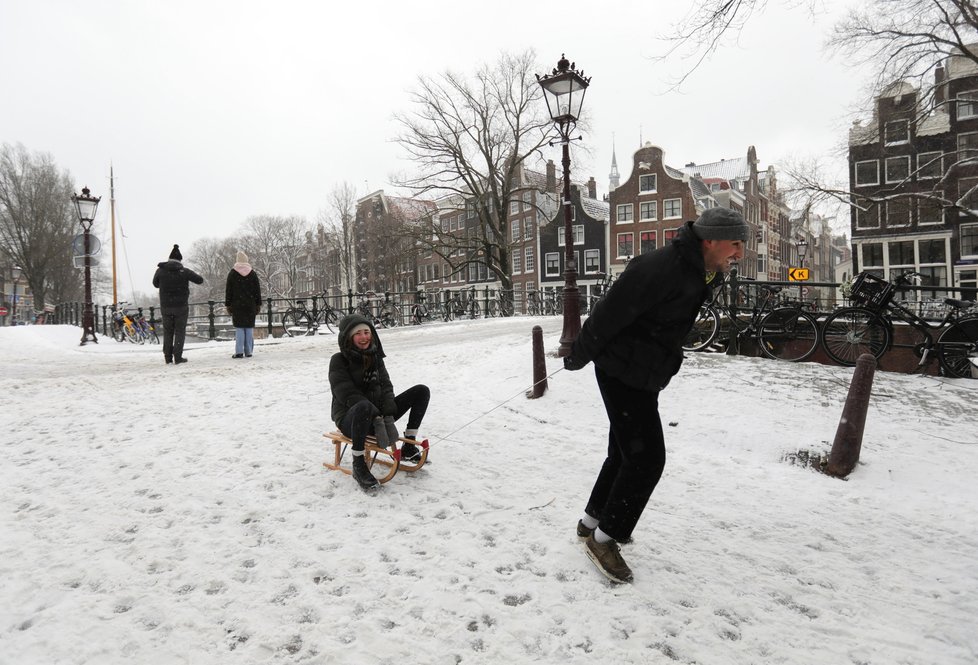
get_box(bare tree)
[317,181,358,294]
[239,215,312,299]
[0,143,79,309]
[187,236,239,304]
[393,49,556,291]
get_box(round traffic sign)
[0,306,8,316]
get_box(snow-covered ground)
[1,320,976,665]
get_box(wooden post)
[825,353,877,478]
[529,325,548,399]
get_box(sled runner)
[323,431,430,484]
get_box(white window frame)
[616,203,633,223]
[917,152,943,180]
[509,200,520,215]
[855,199,881,229]
[958,90,978,120]
[886,198,911,228]
[511,220,520,243]
[616,232,634,259]
[962,223,978,258]
[524,246,535,272]
[917,191,943,226]
[512,252,522,274]
[639,201,657,221]
[854,160,880,187]
[885,156,910,184]
[584,248,601,274]
[639,230,657,254]
[884,119,910,146]
[663,198,682,220]
[545,252,560,276]
[639,174,657,194]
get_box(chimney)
[546,160,557,194]
[935,63,947,106]
[587,177,597,200]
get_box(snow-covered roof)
[580,195,609,222]
[677,156,750,182]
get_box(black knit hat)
[169,244,182,261]
[693,208,748,242]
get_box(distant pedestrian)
[563,207,748,584]
[224,250,262,359]
[152,244,204,365]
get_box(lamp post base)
[557,276,581,358]
[80,307,98,346]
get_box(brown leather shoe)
[584,533,633,584]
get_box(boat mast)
[110,165,118,306]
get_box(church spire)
[609,134,620,193]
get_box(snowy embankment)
[1,322,976,664]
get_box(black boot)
[401,438,422,463]
[351,455,379,491]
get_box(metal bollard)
[528,325,548,399]
[825,353,877,478]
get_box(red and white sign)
[0,306,8,316]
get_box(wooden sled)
[323,431,430,484]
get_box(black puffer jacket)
[153,260,204,309]
[570,221,711,391]
[328,314,397,425]
[224,267,262,328]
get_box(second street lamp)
[537,54,590,357]
[72,186,101,346]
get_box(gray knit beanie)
[693,208,749,241]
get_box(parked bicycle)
[486,289,515,317]
[281,293,342,337]
[410,289,434,325]
[820,270,978,378]
[111,303,159,344]
[442,286,480,321]
[682,276,820,361]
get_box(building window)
[511,220,520,243]
[886,198,911,227]
[512,253,522,274]
[963,223,978,258]
[584,249,600,274]
[918,193,943,226]
[524,217,535,240]
[617,203,633,223]
[663,199,682,219]
[917,152,943,180]
[884,119,909,145]
[524,246,534,272]
[639,174,657,193]
[958,177,978,212]
[860,242,883,274]
[522,191,532,211]
[958,132,978,161]
[639,201,657,221]
[958,90,978,120]
[441,217,449,233]
[640,230,657,254]
[757,254,766,274]
[885,156,910,184]
[855,198,881,229]
[510,201,520,215]
[545,252,560,276]
[557,225,585,247]
[664,228,680,242]
[854,160,879,187]
[617,232,634,258]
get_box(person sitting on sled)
[328,314,430,490]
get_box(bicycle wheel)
[380,305,400,328]
[124,323,142,344]
[500,297,514,317]
[442,303,454,322]
[282,310,313,337]
[683,305,721,352]
[821,307,890,366]
[320,307,341,334]
[112,322,126,342]
[936,317,978,379]
[486,299,498,317]
[758,308,820,362]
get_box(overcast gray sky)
[1,0,866,300]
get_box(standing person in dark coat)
[328,314,430,491]
[563,207,749,584]
[224,250,262,359]
[152,244,204,365]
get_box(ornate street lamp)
[10,265,21,325]
[537,54,590,357]
[72,186,101,345]
[797,238,809,267]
